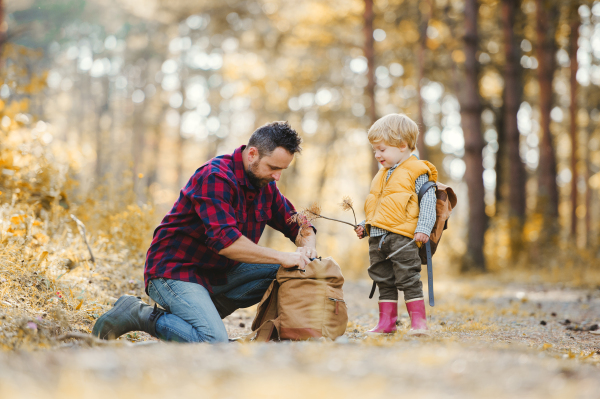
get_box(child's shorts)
[368,233,422,301]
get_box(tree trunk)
[585,122,592,248]
[175,125,185,190]
[460,0,487,272]
[316,127,341,203]
[416,0,432,161]
[502,0,527,258]
[535,0,559,233]
[147,105,167,194]
[95,76,110,185]
[0,0,5,64]
[364,0,379,176]
[132,102,145,199]
[569,11,579,240]
[495,105,505,210]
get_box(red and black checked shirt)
[144,145,301,293]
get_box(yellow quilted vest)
[364,155,438,239]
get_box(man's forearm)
[218,235,283,264]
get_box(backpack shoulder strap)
[418,181,437,204]
[246,280,280,342]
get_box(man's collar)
[232,145,256,190]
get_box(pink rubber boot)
[406,298,430,336]
[367,300,398,334]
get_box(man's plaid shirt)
[360,156,437,237]
[144,145,301,293]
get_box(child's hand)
[354,225,365,239]
[414,232,429,243]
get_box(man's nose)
[272,172,282,181]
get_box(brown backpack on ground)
[247,257,348,342]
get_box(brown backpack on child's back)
[247,257,348,342]
[417,181,457,264]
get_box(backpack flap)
[436,182,457,209]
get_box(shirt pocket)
[255,207,272,222]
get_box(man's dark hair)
[247,121,302,158]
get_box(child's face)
[372,141,410,168]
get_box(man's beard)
[246,160,274,189]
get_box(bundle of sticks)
[288,196,358,237]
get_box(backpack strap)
[418,180,437,204]
[369,281,377,299]
[426,241,434,307]
[418,180,436,307]
[245,280,280,342]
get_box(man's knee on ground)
[199,327,229,343]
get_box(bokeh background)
[2,0,600,283]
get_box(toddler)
[355,113,437,335]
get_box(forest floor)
[1,275,599,399]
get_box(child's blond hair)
[367,113,419,150]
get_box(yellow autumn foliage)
[0,74,156,349]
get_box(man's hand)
[297,246,317,259]
[280,251,311,270]
[219,235,311,268]
[414,232,429,243]
[354,225,366,239]
[295,227,317,263]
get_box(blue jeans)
[147,262,279,343]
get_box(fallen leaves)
[542,343,553,350]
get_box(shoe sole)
[407,329,430,336]
[366,330,397,335]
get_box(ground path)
[1,277,599,399]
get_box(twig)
[305,210,357,228]
[385,239,416,259]
[70,215,95,264]
[54,332,130,347]
[340,196,357,226]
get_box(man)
[92,121,316,343]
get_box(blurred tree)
[585,116,593,248]
[569,4,579,240]
[94,74,110,183]
[585,103,595,249]
[416,0,432,161]
[0,0,6,59]
[535,0,559,239]
[502,0,527,258]
[460,0,487,272]
[364,0,379,176]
